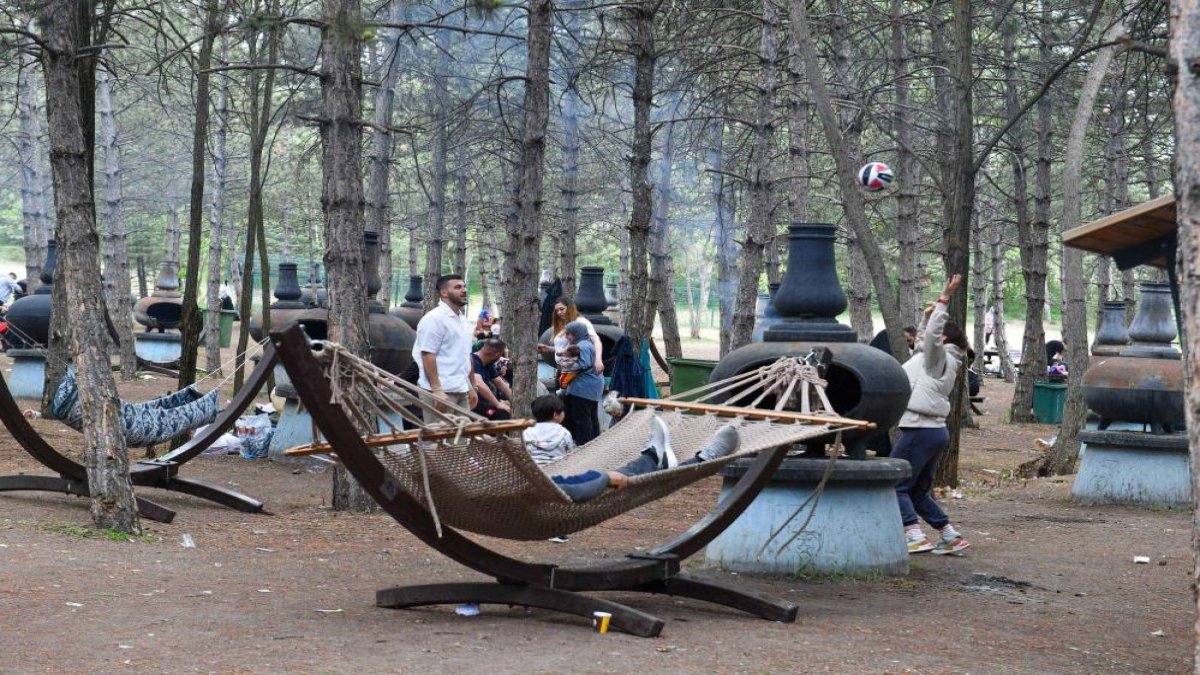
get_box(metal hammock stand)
[0,342,279,523]
[271,324,873,636]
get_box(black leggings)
[562,394,599,446]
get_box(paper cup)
[592,611,612,634]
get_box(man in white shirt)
[413,274,479,420]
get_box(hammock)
[298,341,866,541]
[49,367,220,447]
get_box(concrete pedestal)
[1073,430,1190,507]
[705,457,912,576]
[135,332,182,364]
[268,382,321,464]
[5,348,47,400]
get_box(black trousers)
[562,394,599,446]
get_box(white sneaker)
[649,417,677,469]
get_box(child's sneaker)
[648,417,678,469]
[547,534,569,543]
[906,529,935,554]
[931,535,970,555]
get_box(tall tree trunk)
[366,0,405,305]
[1003,13,1048,421]
[96,61,138,378]
[501,0,552,417]
[558,10,582,297]
[17,38,49,289]
[233,13,279,393]
[650,96,682,359]
[321,0,373,511]
[710,114,737,356]
[846,235,873,342]
[41,0,139,532]
[1167,2,1200,667]
[422,33,452,308]
[1020,21,1124,478]
[729,0,779,351]
[891,0,920,326]
[622,0,656,354]
[788,0,907,358]
[932,0,976,488]
[205,34,230,376]
[990,216,1015,382]
[453,144,469,275]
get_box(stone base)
[267,395,330,468]
[135,332,182,364]
[1072,430,1190,507]
[705,457,912,576]
[5,349,47,400]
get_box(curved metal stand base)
[139,475,265,514]
[376,582,666,637]
[0,474,177,523]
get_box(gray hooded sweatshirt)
[899,300,965,428]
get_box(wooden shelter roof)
[1061,195,1176,270]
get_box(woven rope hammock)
[291,342,868,541]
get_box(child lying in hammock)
[524,395,740,503]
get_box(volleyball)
[858,162,894,191]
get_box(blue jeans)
[892,426,951,529]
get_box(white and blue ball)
[858,162,893,191]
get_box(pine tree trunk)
[17,40,49,289]
[321,0,373,511]
[366,0,405,306]
[650,98,682,359]
[788,0,906,358]
[891,0,921,327]
[710,116,737,357]
[1002,13,1047,421]
[96,62,138,378]
[501,0,552,418]
[1166,3,1200,666]
[846,234,873,342]
[453,144,469,275]
[40,0,140,533]
[990,217,1015,382]
[729,1,778,351]
[422,37,451,308]
[204,34,230,376]
[558,15,581,297]
[932,0,976,489]
[622,0,656,355]
[1020,21,1124,478]
[233,19,278,393]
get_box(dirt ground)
[0,356,1193,674]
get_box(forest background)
[0,0,1175,513]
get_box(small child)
[555,344,583,391]
[523,395,577,465]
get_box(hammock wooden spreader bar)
[618,396,874,428]
[283,418,536,456]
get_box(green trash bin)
[218,309,237,348]
[667,357,719,401]
[1032,382,1067,424]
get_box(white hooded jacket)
[899,300,965,428]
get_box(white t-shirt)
[413,301,474,393]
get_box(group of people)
[412,271,972,560]
[410,275,605,442]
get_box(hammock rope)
[293,341,869,541]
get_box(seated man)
[552,415,741,503]
[471,338,512,420]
